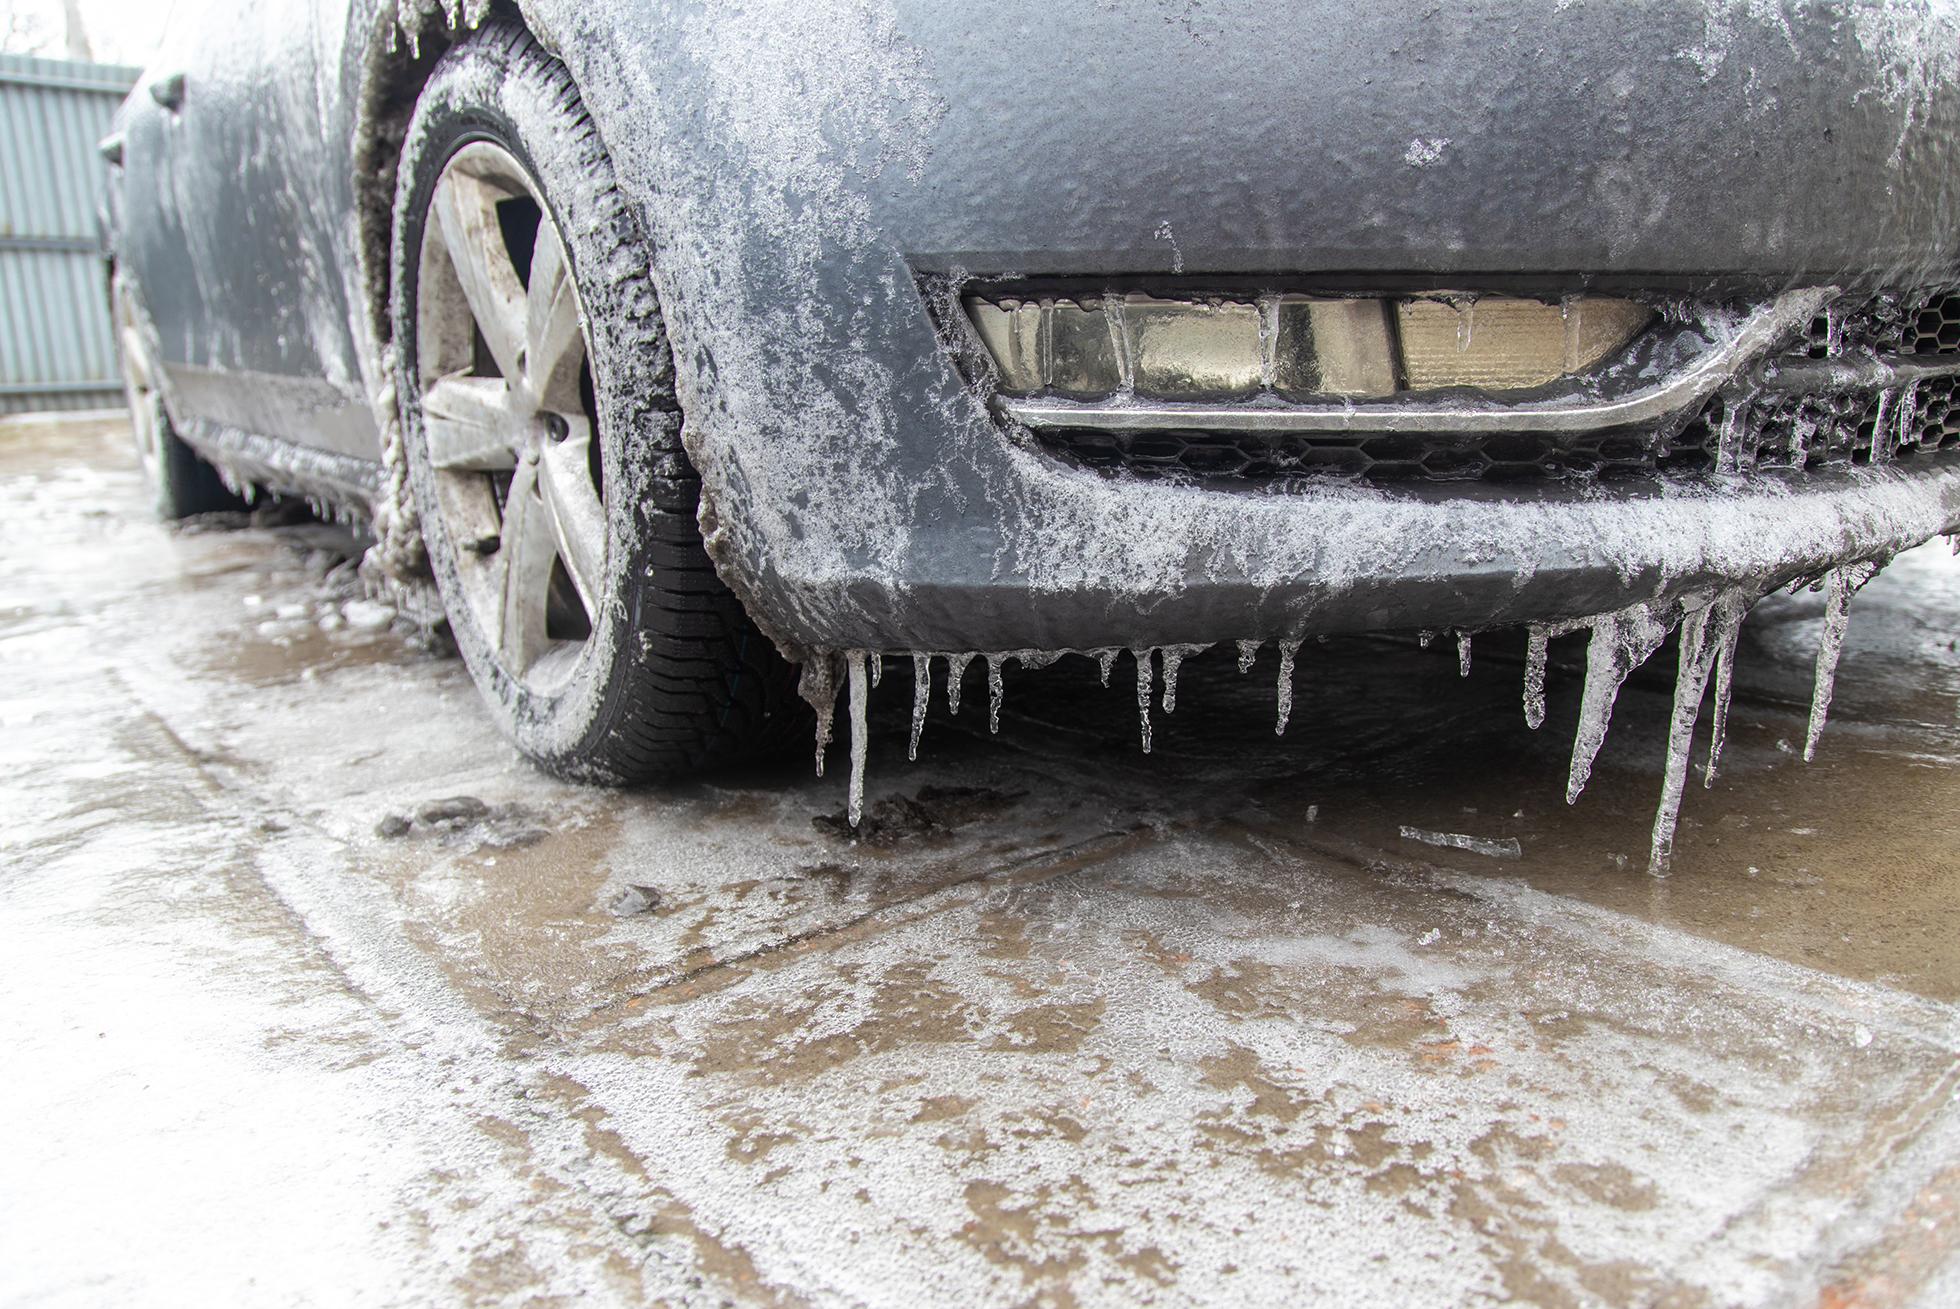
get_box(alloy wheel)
[413,140,605,692]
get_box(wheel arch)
[349,0,582,374]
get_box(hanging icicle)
[1648,593,1748,875]
[1275,639,1301,735]
[1158,644,1208,713]
[909,653,931,761]
[1236,639,1261,674]
[986,654,1006,734]
[846,651,870,827]
[1456,631,1473,677]
[1133,648,1155,752]
[1805,561,1882,761]
[1702,608,1745,787]
[1096,649,1118,687]
[1523,625,1550,730]
[799,654,839,778]
[1714,399,1748,474]
[1567,602,1672,803]
[946,652,974,716]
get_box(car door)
[122,0,378,462]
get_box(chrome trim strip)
[998,289,1832,436]
[1756,353,1960,394]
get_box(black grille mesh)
[1036,289,1960,486]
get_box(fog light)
[963,290,1651,403]
[1396,297,1652,391]
[1124,295,1263,399]
[1273,297,1398,399]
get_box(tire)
[112,273,245,519]
[390,23,802,782]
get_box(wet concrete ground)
[3,414,1959,1306]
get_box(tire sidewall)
[392,32,669,779]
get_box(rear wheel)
[391,24,801,782]
[112,275,243,518]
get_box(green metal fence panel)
[0,53,143,414]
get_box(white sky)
[2,0,174,67]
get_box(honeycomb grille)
[1036,288,1960,486]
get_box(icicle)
[1158,644,1206,713]
[1133,648,1155,753]
[1869,388,1895,464]
[1275,639,1301,735]
[1567,603,1672,803]
[1454,296,1476,352]
[1824,301,1845,358]
[1648,595,1748,876]
[1715,400,1748,474]
[1236,639,1260,673]
[1456,631,1473,677]
[1804,562,1880,761]
[1702,606,1744,787]
[1889,381,1920,460]
[868,655,882,689]
[946,653,974,716]
[846,651,870,828]
[1096,649,1117,687]
[798,655,839,778]
[1161,647,1186,713]
[908,653,930,761]
[985,655,1006,734]
[1523,625,1550,730]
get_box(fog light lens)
[963,290,1650,402]
[1124,295,1264,399]
[1396,297,1652,391]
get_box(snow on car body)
[103,0,1960,854]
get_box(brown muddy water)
[3,414,1958,1307]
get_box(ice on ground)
[1399,826,1523,860]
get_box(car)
[103,1,1960,864]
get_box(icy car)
[104,3,1960,858]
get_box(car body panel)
[105,0,1960,657]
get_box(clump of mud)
[374,795,550,849]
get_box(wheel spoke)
[431,170,528,381]
[536,424,606,618]
[494,455,556,673]
[422,376,523,470]
[525,219,585,413]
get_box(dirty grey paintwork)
[106,0,1960,657]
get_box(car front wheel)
[391,23,800,781]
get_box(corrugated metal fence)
[1,53,141,415]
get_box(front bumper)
[545,0,1960,658]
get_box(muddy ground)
[3,414,1958,1307]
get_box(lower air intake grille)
[1034,289,1960,487]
